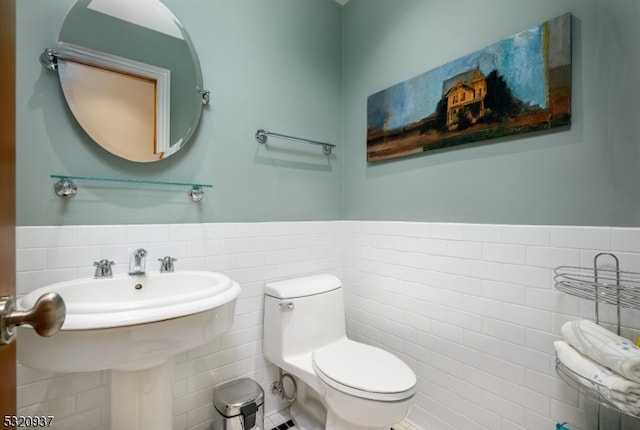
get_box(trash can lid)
[213,378,264,417]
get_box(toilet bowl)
[263,274,416,430]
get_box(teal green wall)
[16,0,343,225]
[17,0,640,227]
[342,0,640,226]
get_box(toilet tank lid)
[265,274,341,299]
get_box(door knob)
[0,292,66,345]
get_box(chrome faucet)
[128,248,147,276]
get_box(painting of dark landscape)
[367,14,571,162]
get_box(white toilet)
[263,274,416,430]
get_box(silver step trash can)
[213,378,264,430]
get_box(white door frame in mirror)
[56,42,171,156]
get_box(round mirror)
[48,0,208,162]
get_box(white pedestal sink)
[17,271,241,430]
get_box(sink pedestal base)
[111,359,174,430]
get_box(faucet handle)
[158,256,177,273]
[93,259,114,278]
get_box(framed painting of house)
[366,13,571,163]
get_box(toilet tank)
[263,274,346,365]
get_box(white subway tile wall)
[14,222,640,430]
[342,221,640,430]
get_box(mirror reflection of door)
[58,59,161,161]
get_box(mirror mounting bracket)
[198,90,211,105]
[39,48,58,71]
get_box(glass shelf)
[51,175,212,202]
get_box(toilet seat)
[311,339,416,402]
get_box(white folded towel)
[561,319,640,383]
[554,340,640,415]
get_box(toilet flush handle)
[279,302,294,311]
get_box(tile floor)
[265,409,421,430]
[265,410,299,430]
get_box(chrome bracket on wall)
[198,90,211,105]
[39,48,58,71]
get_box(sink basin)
[17,270,241,430]
[17,271,241,372]
[20,270,240,330]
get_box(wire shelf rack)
[554,253,640,427]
